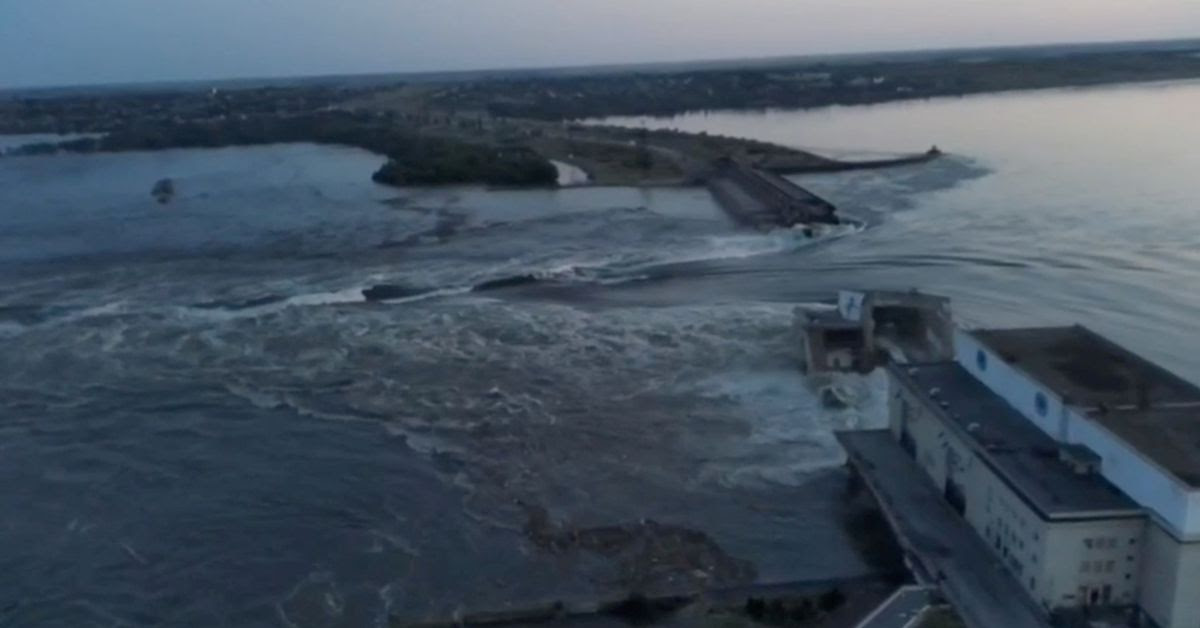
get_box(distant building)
[887,323,1200,627]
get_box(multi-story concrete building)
[887,324,1200,627]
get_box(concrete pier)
[707,158,838,230]
[760,147,943,174]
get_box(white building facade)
[889,362,1144,613]
[939,326,1200,628]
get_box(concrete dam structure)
[706,158,839,230]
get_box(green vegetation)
[602,593,691,625]
[737,588,847,627]
[371,145,555,186]
[13,112,558,187]
[9,43,1198,188]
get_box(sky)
[2,0,1199,88]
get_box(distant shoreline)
[587,75,1200,125]
[7,41,1198,189]
[5,35,1199,96]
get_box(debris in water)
[119,541,149,565]
[151,178,176,204]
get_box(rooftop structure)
[1092,406,1200,488]
[967,325,1200,492]
[893,362,1139,519]
[972,325,1200,410]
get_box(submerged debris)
[517,501,757,593]
[151,178,175,204]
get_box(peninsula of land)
[4,38,1199,190]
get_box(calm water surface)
[2,81,1199,626]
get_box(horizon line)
[4,34,1200,94]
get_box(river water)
[599,80,1200,380]
[2,80,1199,627]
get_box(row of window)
[992,520,1028,552]
[1081,560,1116,574]
[1062,583,1132,606]
[1083,536,1135,550]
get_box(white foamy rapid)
[0,139,898,625]
[687,368,889,489]
[550,160,591,187]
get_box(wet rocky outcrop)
[518,502,757,594]
[361,284,430,301]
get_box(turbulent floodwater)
[3,80,1200,627]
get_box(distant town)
[2,39,1200,190]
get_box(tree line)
[12,111,558,187]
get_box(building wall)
[914,330,1200,625]
[890,375,1051,599]
[1041,519,1143,609]
[956,329,1200,541]
[799,326,861,373]
[1140,520,1200,628]
[962,453,1053,606]
[1187,492,1200,538]
[889,369,1144,612]
[798,328,820,371]
[954,438,1140,610]
[1066,412,1198,540]
[954,330,1070,440]
[890,380,967,492]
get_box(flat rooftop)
[972,326,1200,410]
[893,362,1140,518]
[1092,406,1200,487]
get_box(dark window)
[976,349,988,371]
[1035,392,1049,417]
